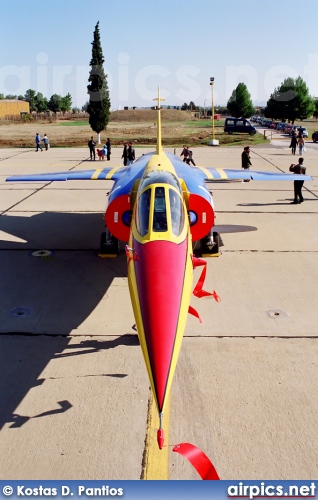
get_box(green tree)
[313,99,318,119]
[24,89,37,112]
[265,77,315,123]
[82,101,89,112]
[48,94,63,113]
[87,21,110,142]
[60,93,72,113]
[227,83,254,118]
[0,93,4,99]
[34,92,48,112]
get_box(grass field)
[1,109,316,148]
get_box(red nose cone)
[133,238,188,411]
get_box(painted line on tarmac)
[142,393,170,479]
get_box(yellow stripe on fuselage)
[127,242,157,407]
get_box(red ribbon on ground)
[188,305,202,323]
[172,442,220,480]
[192,256,221,301]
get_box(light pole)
[209,77,219,146]
[210,77,215,140]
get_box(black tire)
[100,231,119,256]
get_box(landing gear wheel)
[200,231,220,257]
[99,231,119,257]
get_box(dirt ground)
[0,109,213,148]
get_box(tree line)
[225,79,318,123]
[0,90,74,113]
[180,79,318,123]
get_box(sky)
[1,0,318,110]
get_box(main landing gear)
[195,231,220,257]
[99,228,119,258]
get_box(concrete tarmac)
[0,143,317,480]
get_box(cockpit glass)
[136,188,151,236]
[153,187,167,232]
[169,188,185,236]
[136,185,185,237]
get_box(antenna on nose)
[153,86,165,155]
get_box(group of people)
[35,133,49,152]
[242,145,307,204]
[88,137,111,161]
[290,131,305,155]
[121,141,135,166]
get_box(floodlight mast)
[210,77,215,141]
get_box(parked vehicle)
[287,126,308,138]
[312,131,318,142]
[285,125,293,134]
[297,127,308,138]
[276,122,285,131]
[224,117,256,135]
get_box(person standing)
[106,138,111,161]
[88,136,96,160]
[298,134,305,155]
[42,134,49,151]
[289,157,306,204]
[101,143,107,161]
[186,149,196,166]
[241,146,252,169]
[127,141,135,165]
[180,145,189,163]
[290,131,298,155]
[35,133,42,152]
[122,142,128,166]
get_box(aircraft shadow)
[238,199,317,206]
[0,212,131,430]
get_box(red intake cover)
[188,193,214,241]
[105,194,131,241]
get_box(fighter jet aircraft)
[6,90,311,449]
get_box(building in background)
[0,100,30,119]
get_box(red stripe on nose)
[133,238,188,411]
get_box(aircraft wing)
[5,153,154,184]
[192,166,312,182]
[6,166,128,182]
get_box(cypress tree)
[87,22,110,142]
